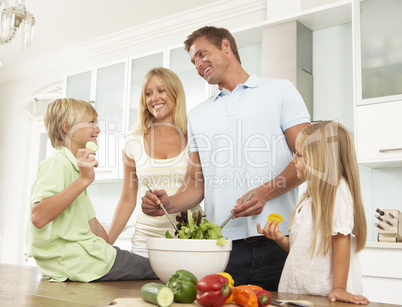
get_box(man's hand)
[141,188,169,216]
[230,188,264,218]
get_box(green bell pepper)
[166,269,198,303]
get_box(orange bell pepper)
[237,284,263,291]
[233,285,258,307]
[216,273,234,304]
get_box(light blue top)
[188,75,311,240]
[25,146,116,282]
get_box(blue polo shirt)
[188,75,310,240]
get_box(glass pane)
[360,0,402,99]
[65,71,92,101]
[170,47,207,113]
[128,53,164,131]
[96,62,126,134]
[239,44,262,77]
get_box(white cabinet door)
[127,53,164,131]
[354,0,402,106]
[65,70,93,102]
[65,60,128,181]
[360,244,402,305]
[356,100,402,166]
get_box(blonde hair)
[133,67,187,135]
[291,121,367,256]
[44,98,98,148]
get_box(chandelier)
[0,0,35,49]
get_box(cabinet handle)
[379,148,402,153]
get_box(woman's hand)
[329,288,370,305]
[141,188,168,216]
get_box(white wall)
[0,71,61,264]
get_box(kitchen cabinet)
[354,0,402,106]
[65,70,92,103]
[169,46,209,113]
[127,52,164,132]
[65,60,128,181]
[361,243,402,305]
[353,0,402,164]
[353,0,402,167]
[355,100,402,167]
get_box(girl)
[257,121,369,305]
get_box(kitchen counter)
[0,263,398,307]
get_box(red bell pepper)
[254,289,272,306]
[196,274,232,307]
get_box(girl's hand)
[329,288,370,305]
[257,220,285,241]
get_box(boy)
[26,98,157,282]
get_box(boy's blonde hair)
[44,98,98,148]
[292,121,367,256]
[133,67,187,135]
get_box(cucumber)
[85,141,98,152]
[140,282,174,306]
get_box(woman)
[108,67,201,257]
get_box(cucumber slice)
[140,282,174,307]
[85,141,98,152]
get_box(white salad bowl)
[146,237,232,283]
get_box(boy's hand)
[257,220,285,241]
[76,148,98,183]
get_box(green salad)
[165,210,227,246]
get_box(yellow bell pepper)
[216,272,234,304]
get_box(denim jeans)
[225,237,288,291]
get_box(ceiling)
[0,0,220,69]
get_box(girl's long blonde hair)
[291,121,367,256]
[132,67,187,135]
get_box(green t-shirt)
[25,147,116,282]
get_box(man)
[142,26,310,290]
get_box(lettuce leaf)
[165,210,227,246]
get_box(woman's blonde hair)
[292,121,367,256]
[44,98,97,148]
[133,67,187,135]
